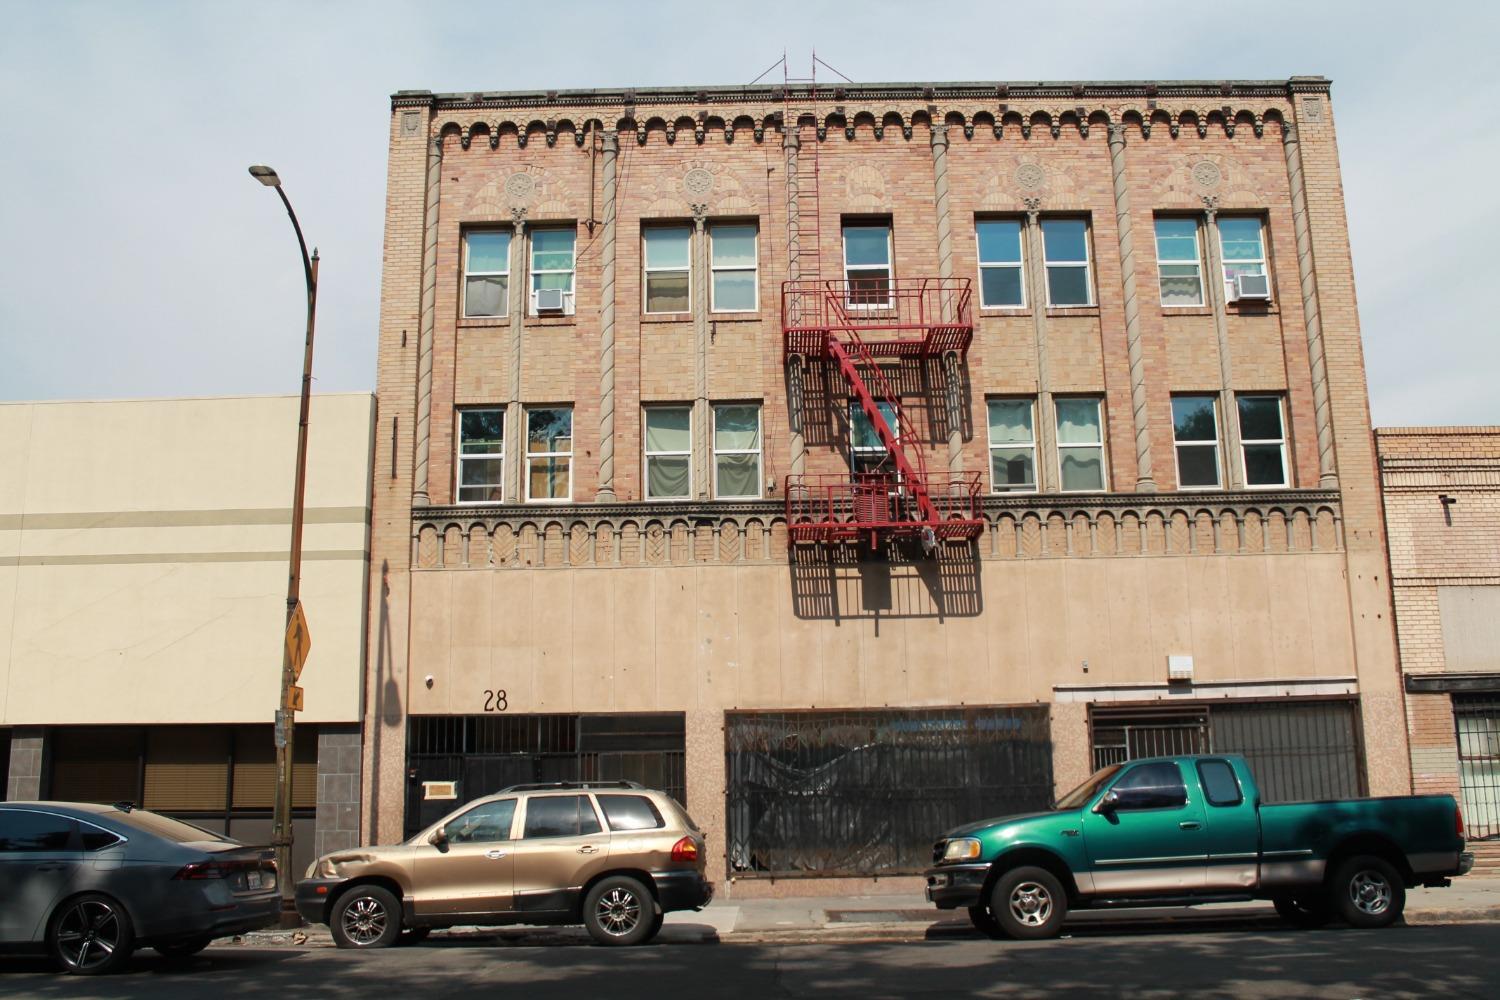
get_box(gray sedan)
[0,801,280,974]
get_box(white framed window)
[713,403,762,498]
[987,398,1036,492]
[710,224,758,312]
[530,229,576,315]
[643,227,691,314]
[1218,217,1267,302]
[643,406,692,499]
[976,219,1025,308]
[456,408,505,503]
[1055,397,1106,492]
[1155,217,1203,307]
[525,406,572,501]
[1041,218,1094,307]
[463,231,511,318]
[850,400,899,475]
[1237,394,1288,487]
[1171,395,1221,489]
[843,223,892,308]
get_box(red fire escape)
[780,58,984,549]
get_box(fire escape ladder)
[827,334,941,525]
[784,58,822,331]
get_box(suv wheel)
[1329,854,1405,929]
[990,866,1068,940]
[583,876,655,946]
[331,885,402,949]
[50,893,135,975]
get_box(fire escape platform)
[781,279,975,363]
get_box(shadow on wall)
[789,539,981,624]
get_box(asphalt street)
[1,922,1496,999]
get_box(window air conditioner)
[1234,273,1271,301]
[535,287,565,312]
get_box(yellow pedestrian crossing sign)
[285,602,311,681]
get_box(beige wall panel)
[822,611,866,708]
[609,570,657,710]
[1021,561,1069,695]
[1306,554,1358,679]
[445,571,493,717]
[1184,558,1234,681]
[937,603,990,707]
[651,572,697,711]
[1226,558,1274,679]
[1062,561,1115,689]
[1101,560,1155,685]
[776,585,826,709]
[982,563,1036,701]
[491,571,537,708]
[408,573,454,715]
[1438,585,1500,674]
[0,406,36,513]
[1143,559,1193,671]
[572,570,617,698]
[531,571,577,710]
[736,568,784,708]
[692,567,741,708]
[0,562,14,719]
[1266,555,1315,677]
[1225,315,1289,391]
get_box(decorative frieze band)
[411,491,1342,570]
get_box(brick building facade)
[1377,427,1500,867]
[365,77,1406,891]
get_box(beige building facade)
[367,78,1406,892]
[1378,427,1500,872]
[1,393,375,873]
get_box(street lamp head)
[248,164,281,187]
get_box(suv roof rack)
[498,780,646,794]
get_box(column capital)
[1106,122,1128,146]
[602,129,619,152]
[930,122,949,148]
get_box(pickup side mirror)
[1094,790,1121,815]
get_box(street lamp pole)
[249,164,318,920]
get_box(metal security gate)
[405,714,686,838]
[1090,698,1364,803]
[726,707,1052,876]
[1456,695,1500,839]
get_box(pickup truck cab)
[925,754,1472,940]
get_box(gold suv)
[295,782,711,948]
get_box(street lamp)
[249,163,318,921]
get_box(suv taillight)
[670,836,699,863]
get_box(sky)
[1,0,1496,427]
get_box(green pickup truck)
[925,754,1472,940]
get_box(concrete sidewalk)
[236,877,1500,949]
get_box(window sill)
[708,312,763,322]
[458,316,510,329]
[1160,306,1213,317]
[525,315,578,328]
[978,307,1032,318]
[641,313,693,324]
[1045,306,1100,318]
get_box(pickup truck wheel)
[968,905,1002,938]
[330,885,402,949]
[990,867,1067,940]
[1273,895,1331,928]
[1330,855,1405,929]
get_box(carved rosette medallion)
[1192,161,1223,190]
[1015,162,1046,191]
[682,168,715,198]
[504,171,537,203]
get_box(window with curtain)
[1172,396,1221,489]
[1155,217,1203,307]
[530,229,576,314]
[1055,397,1106,491]
[710,225,758,312]
[1237,395,1288,487]
[713,403,762,498]
[643,227,691,313]
[463,230,511,318]
[988,398,1036,492]
[976,219,1025,308]
[850,400,899,475]
[457,408,505,503]
[644,406,692,499]
[526,407,573,501]
[1041,218,1093,306]
[843,224,892,307]
[1219,217,1267,302]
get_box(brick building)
[365,76,1406,891]
[1377,427,1500,870]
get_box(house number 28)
[482,689,508,712]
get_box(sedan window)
[447,799,516,844]
[523,795,603,839]
[0,809,76,851]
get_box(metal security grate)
[725,707,1052,876]
[1090,699,1363,803]
[1456,695,1500,840]
[404,714,686,837]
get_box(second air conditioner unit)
[1234,272,1271,301]
[535,287,566,312]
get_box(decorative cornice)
[396,78,1328,112]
